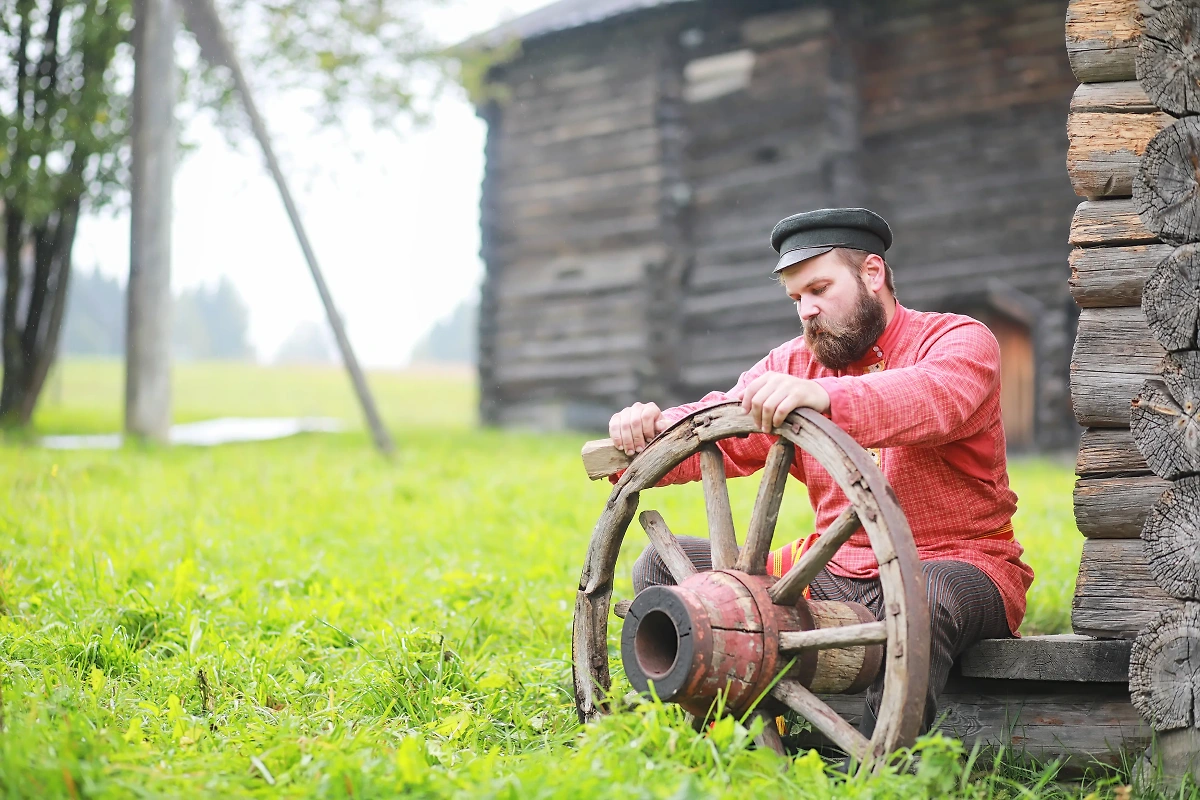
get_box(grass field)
[0,360,1146,797]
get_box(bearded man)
[609,207,1033,737]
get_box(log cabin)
[471,0,1084,450]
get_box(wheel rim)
[572,402,930,762]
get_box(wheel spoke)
[752,709,786,756]
[639,510,698,584]
[700,444,739,570]
[778,621,887,652]
[768,507,861,605]
[771,678,870,761]
[735,439,794,574]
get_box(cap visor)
[773,245,835,273]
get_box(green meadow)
[0,359,1141,797]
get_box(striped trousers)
[632,536,1011,735]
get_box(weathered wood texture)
[699,444,740,569]
[1066,0,1141,83]
[678,17,837,396]
[671,1,1080,447]
[736,439,793,574]
[1131,353,1200,481]
[479,19,677,428]
[1067,106,1171,199]
[581,437,630,480]
[1074,474,1168,538]
[1142,244,1200,351]
[1071,79,1156,113]
[1076,426,1150,477]
[480,0,1080,447]
[1135,117,1200,246]
[1136,0,1200,117]
[1143,476,1200,600]
[1074,538,1183,638]
[1071,306,1165,427]
[1069,243,1171,307]
[1070,198,1158,247]
[959,635,1132,682]
[807,677,1149,773]
[1130,603,1200,730]
[769,507,860,606]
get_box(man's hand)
[609,402,670,455]
[738,372,831,433]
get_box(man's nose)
[797,299,820,321]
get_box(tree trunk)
[0,201,82,426]
[126,0,178,441]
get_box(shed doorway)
[977,313,1035,450]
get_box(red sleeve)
[810,319,1000,449]
[653,348,806,486]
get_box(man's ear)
[861,254,888,293]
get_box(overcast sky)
[73,0,555,368]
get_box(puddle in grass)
[41,417,343,450]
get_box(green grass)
[0,360,1159,797]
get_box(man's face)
[779,250,888,370]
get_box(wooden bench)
[812,636,1146,773]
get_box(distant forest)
[63,269,253,360]
[410,300,476,365]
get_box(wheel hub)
[621,570,882,719]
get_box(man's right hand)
[609,402,669,456]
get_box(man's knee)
[632,544,665,594]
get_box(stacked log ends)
[1143,476,1200,600]
[1141,244,1200,350]
[1136,2,1200,116]
[1118,5,1200,764]
[1130,604,1200,730]
[1134,118,1200,244]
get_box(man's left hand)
[737,372,831,433]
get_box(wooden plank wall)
[672,0,1081,448]
[678,6,839,393]
[855,0,1081,447]
[478,18,678,428]
[479,0,1082,443]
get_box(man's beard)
[803,281,888,371]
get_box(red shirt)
[657,303,1032,635]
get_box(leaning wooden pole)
[126,0,179,442]
[180,0,394,455]
[1067,0,1200,784]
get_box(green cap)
[770,208,893,273]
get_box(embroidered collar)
[846,302,908,373]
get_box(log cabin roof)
[470,0,696,48]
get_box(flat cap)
[770,208,893,273]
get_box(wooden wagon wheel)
[573,402,930,764]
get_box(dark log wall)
[678,6,839,392]
[480,0,1082,446]
[479,16,681,427]
[855,0,1081,448]
[673,0,1081,446]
